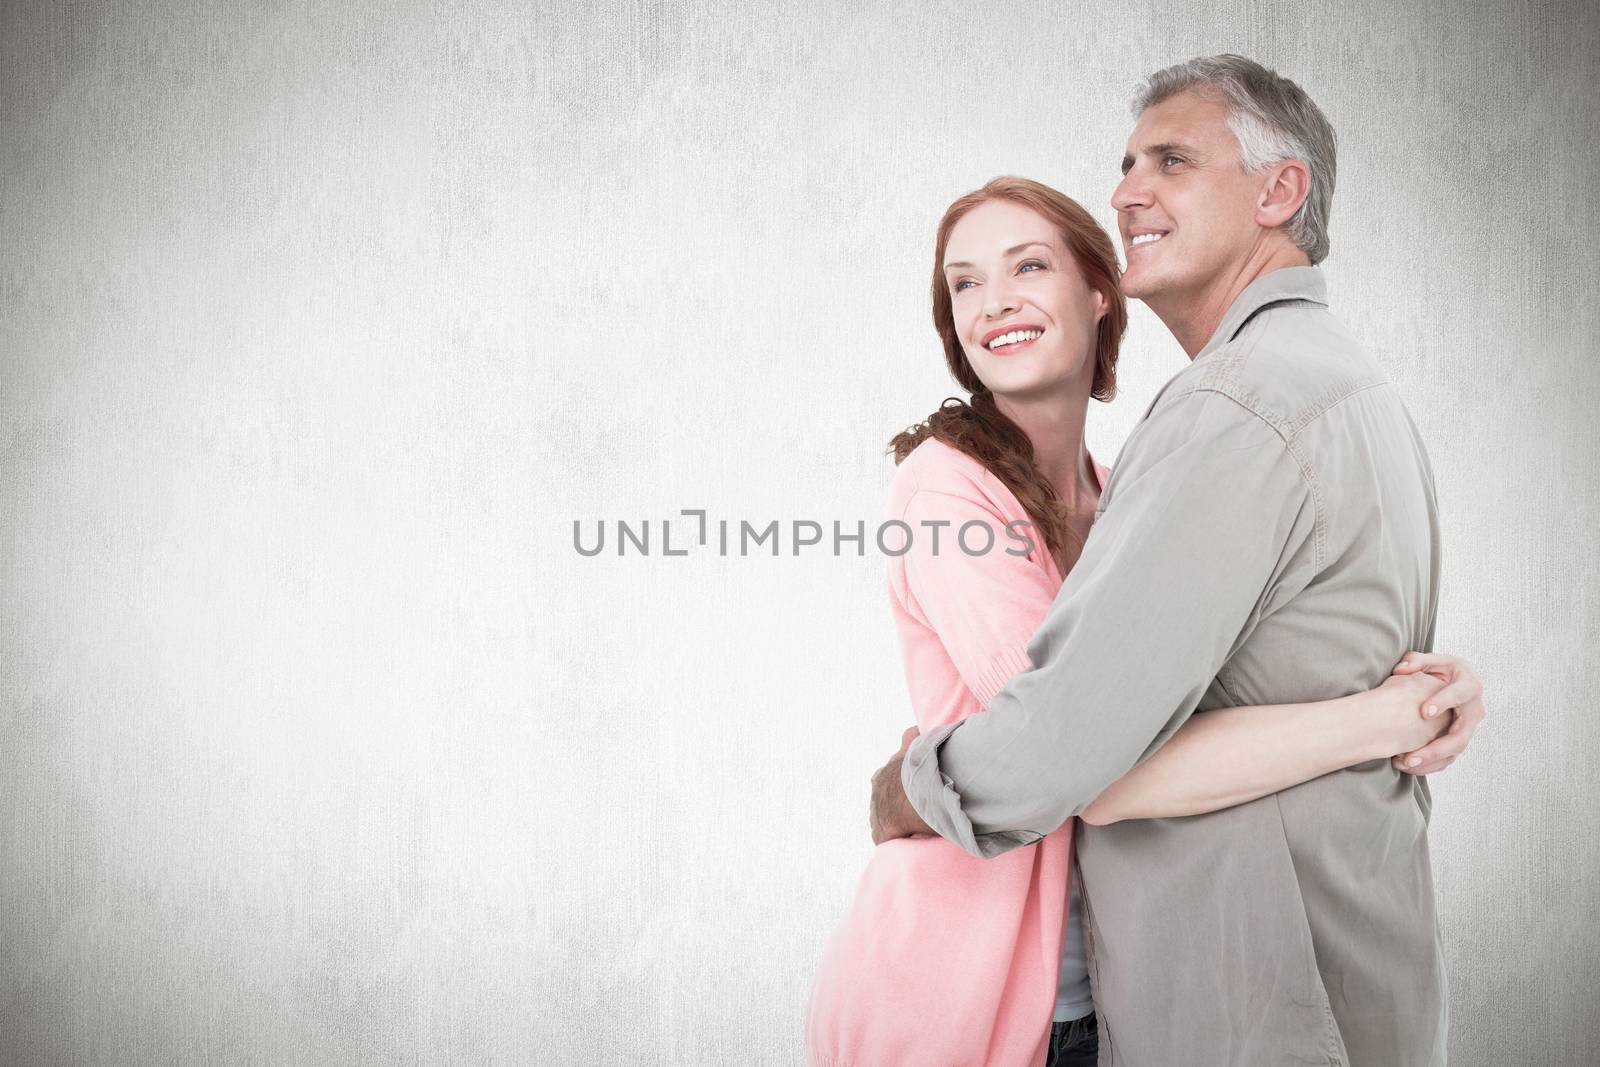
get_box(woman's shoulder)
[888,437,1113,519]
[887,438,1010,517]
[1091,455,1112,493]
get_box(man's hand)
[1389,651,1487,775]
[869,725,936,845]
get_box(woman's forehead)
[945,202,1059,262]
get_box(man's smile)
[1126,227,1169,253]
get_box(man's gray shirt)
[901,266,1447,1066]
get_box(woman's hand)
[1388,651,1487,775]
[1362,671,1453,759]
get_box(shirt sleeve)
[901,386,1320,859]
[892,486,1061,720]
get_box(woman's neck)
[992,379,1096,512]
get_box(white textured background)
[3,0,1597,1063]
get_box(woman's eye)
[1018,260,1045,274]
[953,279,975,292]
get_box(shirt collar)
[1196,265,1329,360]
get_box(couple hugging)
[805,54,1484,1067]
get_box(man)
[869,56,1484,1065]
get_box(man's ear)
[1256,159,1311,229]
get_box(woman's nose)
[984,282,1020,318]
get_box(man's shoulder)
[1158,303,1393,442]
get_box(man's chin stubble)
[1121,274,1159,302]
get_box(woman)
[803,177,1478,1067]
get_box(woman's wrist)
[1293,691,1388,769]
[1341,687,1407,764]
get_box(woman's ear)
[1092,289,1109,323]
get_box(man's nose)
[1111,168,1150,213]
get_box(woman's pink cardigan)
[805,438,1109,1067]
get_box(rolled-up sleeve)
[902,386,1320,858]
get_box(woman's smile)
[982,324,1047,355]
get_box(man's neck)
[1150,242,1312,359]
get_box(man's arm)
[891,387,1320,858]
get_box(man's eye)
[1162,155,1184,168]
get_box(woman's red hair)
[889,176,1128,572]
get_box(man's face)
[1111,90,1263,303]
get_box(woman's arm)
[1077,668,1457,826]
[890,481,1069,730]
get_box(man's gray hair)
[1133,55,1337,264]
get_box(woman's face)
[941,199,1108,402]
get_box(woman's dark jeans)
[1044,1011,1098,1067]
